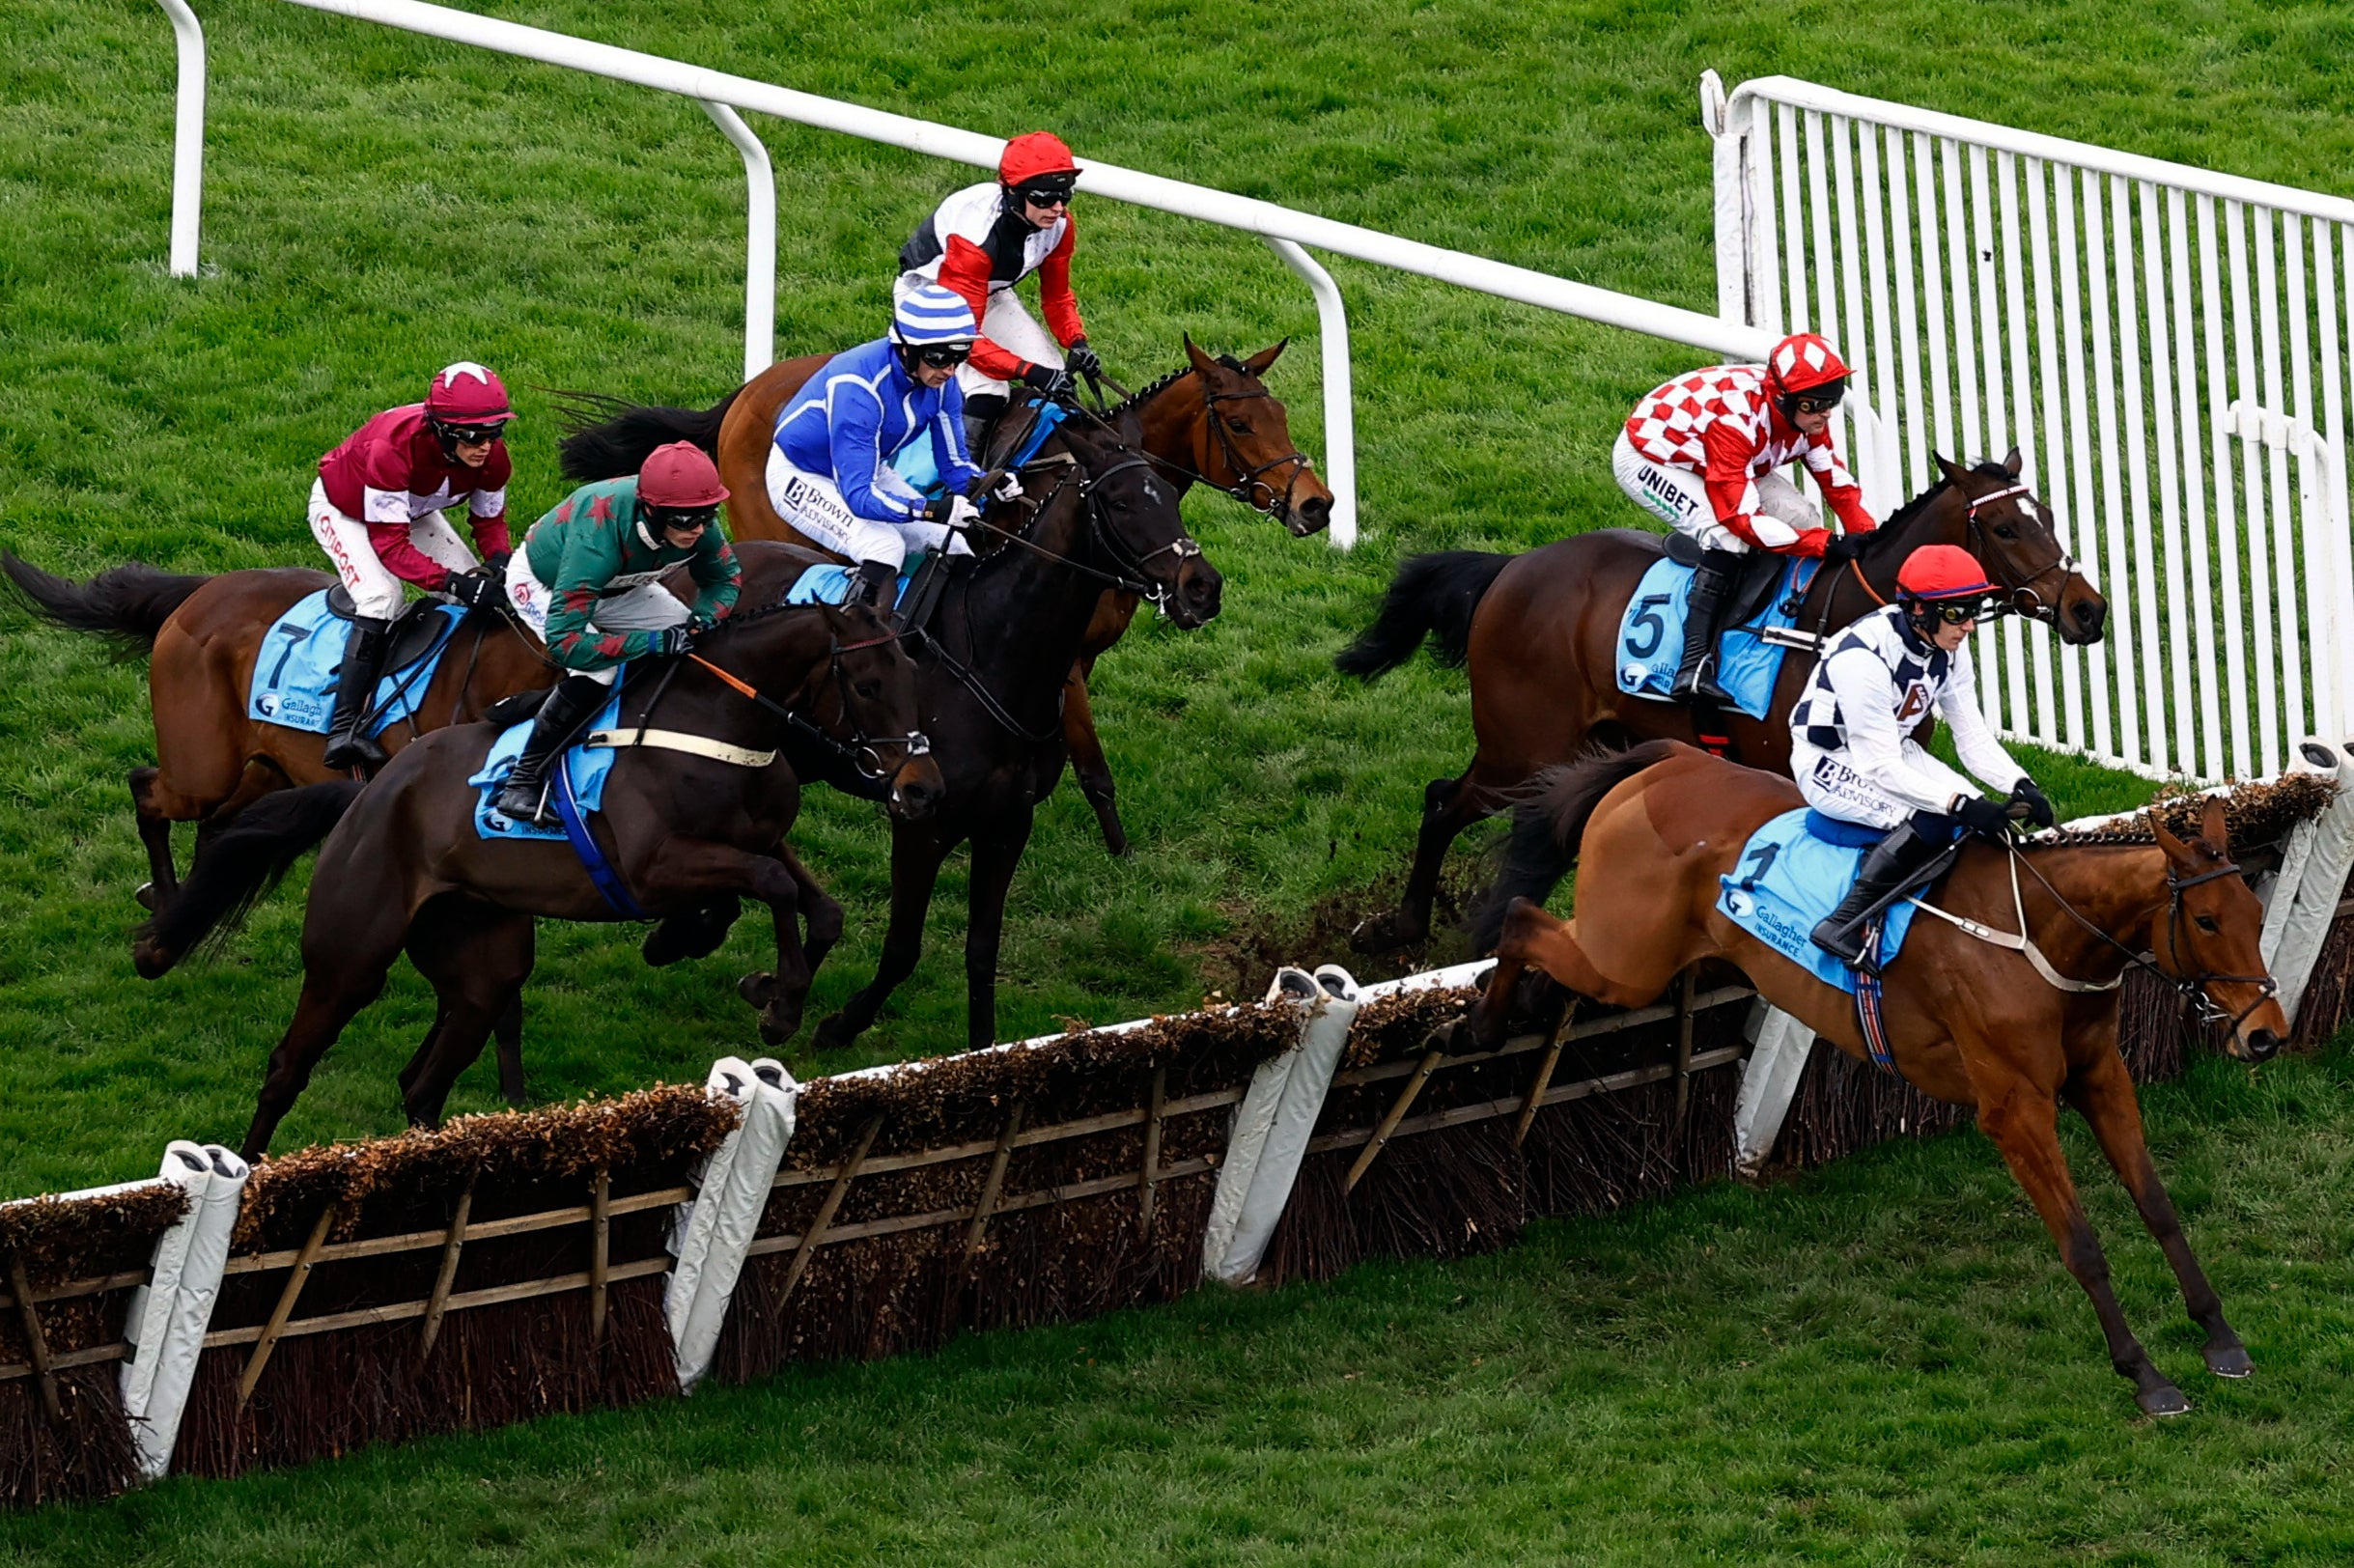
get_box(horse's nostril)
[2246,1028,2283,1062]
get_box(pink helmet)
[424,361,515,426]
[639,441,730,508]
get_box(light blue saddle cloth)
[783,563,917,606]
[1613,555,1806,719]
[466,686,626,842]
[1715,808,1922,994]
[246,592,462,735]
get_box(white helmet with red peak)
[1765,332,1851,394]
[424,361,516,427]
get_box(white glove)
[947,494,984,530]
[992,471,1024,503]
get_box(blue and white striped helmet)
[890,284,979,348]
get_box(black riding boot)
[852,557,900,613]
[963,392,1009,459]
[1811,819,1953,972]
[492,675,610,826]
[321,615,393,771]
[1669,548,1744,703]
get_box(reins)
[683,617,929,782]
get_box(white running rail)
[1709,71,2354,783]
[146,0,1787,554]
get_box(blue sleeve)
[827,378,924,523]
[931,382,987,493]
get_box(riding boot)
[492,675,610,826]
[963,392,1009,460]
[852,557,900,613]
[1668,548,1743,704]
[1811,819,1953,972]
[321,615,394,771]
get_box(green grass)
[6,0,2354,1550]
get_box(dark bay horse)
[1337,453,2111,953]
[0,554,554,915]
[142,593,941,1159]
[1471,740,2285,1417]
[554,335,1330,855]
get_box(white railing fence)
[1709,72,2354,784]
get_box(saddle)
[322,584,471,670]
[1660,532,1791,629]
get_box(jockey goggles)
[1908,594,2001,626]
[648,503,718,535]
[911,343,972,369]
[434,420,509,445]
[1017,179,1077,209]
[1782,382,1846,416]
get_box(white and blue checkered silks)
[890,284,979,347]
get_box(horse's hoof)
[2137,1383,2193,1418]
[811,1013,857,1053]
[757,1004,803,1048]
[1349,912,1420,956]
[738,971,777,1010]
[130,938,176,981]
[2205,1342,2255,1379]
[134,882,156,912]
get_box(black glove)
[1022,362,1077,402]
[444,569,502,609]
[920,495,954,524]
[484,549,512,574]
[1956,794,2014,841]
[644,626,693,658]
[1064,339,1103,380]
[2008,777,2055,830]
[1821,533,1869,565]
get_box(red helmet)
[1766,332,1852,394]
[1896,545,1996,602]
[424,361,515,425]
[998,131,1079,190]
[638,440,729,508]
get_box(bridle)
[963,445,1204,612]
[1957,480,2082,625]
[1070,366,1314,521]
[687,619,930,783]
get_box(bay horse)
[1471,740,2286,1417]
[138,591,942,1160]
[553,335,1331,855]
[0,554,554,917]
[1335,452,2112,953]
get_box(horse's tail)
[1333,549,1513,680]
[552,388,740,483]
[132,780,364,978]
[1469,740,1687,954]
[0,554,209,654]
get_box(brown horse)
[1336,452,2112,953]
[140,591,942,1159]
[552,336,1334,854]
[0,555,555,916]
[1470,740,2286,1417]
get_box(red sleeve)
[469,517,512,558]
[1037,217,1083,347]
[936,237,1030,381]
[364,522,456,588]
[1698,421,1761,537]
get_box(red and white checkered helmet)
[1765,333,1851,394]
[424,361,516,426]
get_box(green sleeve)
[544,522,636,670]
[687,527,743,627]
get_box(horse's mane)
[1107,354,1256,419]
[1863,458,2017,557]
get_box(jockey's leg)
[1671,546,1744,703]
[309,480,404,771]
[962,292,1060,449]
[767,451,912,610]
[492,668,613,826]
[1809,808,1961,972]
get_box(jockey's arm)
[1802,435,1878,534]
[1037,217,1084,348]
[684,532,742,629]
[1934,647,2029,796]
[936,238,1027,383]
[463,454,514,559]
[1821,645,1974,816]
[541,530,641,669]
[360,487,463,588]
[1699,423,1832,556]
[827,383,928,525]
[930,382,987,493]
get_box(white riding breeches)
[1790,737,1975,832]
[504,548,688,687]
[894,270,1063,400]
[1610,431,1816,555]
[308,478,477,621]
[764,449,969,571]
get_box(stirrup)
[494,776,556,826]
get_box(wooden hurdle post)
[5,1251,61,1424]
[413,1174,475,1370]
[778,1114,883,1305]
[238,1200,337,1410]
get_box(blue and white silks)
[772,339,987,526]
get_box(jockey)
[895,130,1102,444]
[311,362,517,770]
[1614,331,1880,703]
[1790,544,2055,969]
[767,285,999,611]
[494,441,742,826]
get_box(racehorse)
[137,590,941,1160]
[1335,452,2111,953]
[1470,740,2285,1417]
[0,555,554,917]
[553,335,1329,855]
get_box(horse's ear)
[1934,453,1966,485]
[1183,334,1218,376]
[2003,446,2024,477]
[1243,338,1289,376]
[2147,806,2192,862]
[2200,795,2231,858]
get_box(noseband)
[974,448,1204,610]
[1962,481,2082,623]
[1196,384,1314,518]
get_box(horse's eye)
[855,681,881,700]
[1226,417,1251,434]
[1994,524,2017,540]
[2195,913,2220,934]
